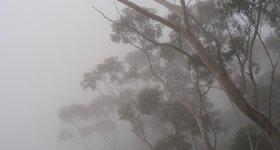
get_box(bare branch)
[257,33,277,120]
[180,0,189,27]
[154,0,183,18]
[247,7,262,108]
[196,71,216,150]
[118,0,180,32]
[112,0,122,17]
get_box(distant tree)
[57,97,118,150]
[58,104,94,150]
[81,47,226,150]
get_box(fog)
[1,0,279,150]
[0,0,131,150]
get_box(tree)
[106,0,280,149]
[108,5,229,149]
[81,47,225,150]
[231,125,273,150]
[58,104,94,150]
[57,97,118,150]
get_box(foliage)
[111,7,162,50]
[57,96,118,150]
[137,87,161,115]
[58,104,90,123]
[154,135,192,150]
[58,0,280,149]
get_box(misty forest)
[2,0,279,150]
[55,0,280,150]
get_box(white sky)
[0,0,240,149]
[0,0,134,150]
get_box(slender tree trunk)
[267,128,280,150]
[196,114,213,150]
[116,0,280,149]
[180,100,213,150]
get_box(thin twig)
[92,5,205,68]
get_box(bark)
[217,70,280,150]
[116,0,280,149]
[180,100,213,150]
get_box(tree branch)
[180,0,189,28]
[118,0,180,32]
[92,5,205,68]
[247,7,262,108]
[196,71,216,150]
[257,32,277,120]
[114,1,280,148]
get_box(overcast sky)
[0,0,243,149]
[0,0,136,150]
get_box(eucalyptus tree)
[101,0,280,149]
[108,2,228,150]
[80,44,226,150]
[57,98,118,150]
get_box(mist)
[0,0,130,150]
[1,0,280,150]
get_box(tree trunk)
[196,114,213,150]
[180,101,213,150]
[217,71,280,150]
[180,17,280,150]
[116,0,280,149]
[266,127,280,150]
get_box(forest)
[57,0,280,150]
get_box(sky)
[0,0,246,150]
[0,0,134,150]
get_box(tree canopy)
[58,0,280,149]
